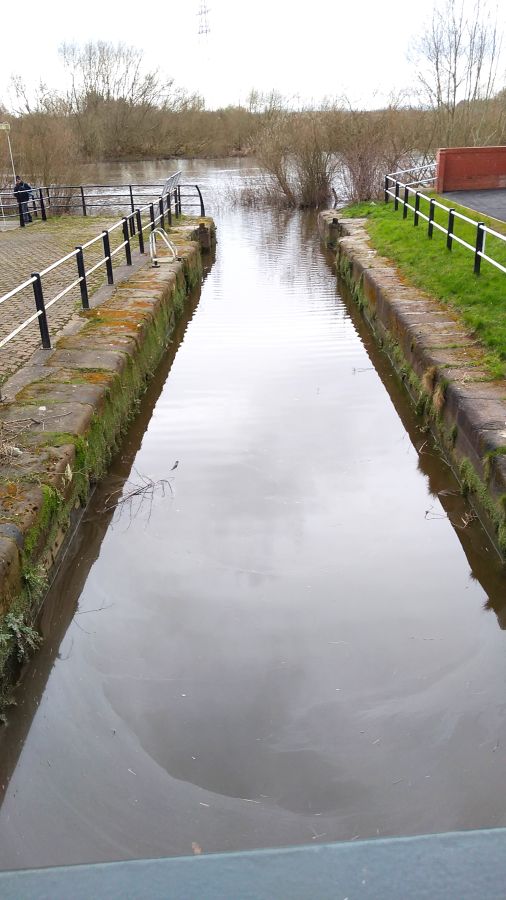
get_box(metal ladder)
[149,228,180,267]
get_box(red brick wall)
[436,147,506,192]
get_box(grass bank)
[341,198,506,378]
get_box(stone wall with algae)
[0,219,215,699]
[318,211,506,559]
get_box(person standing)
[13,176,33,225]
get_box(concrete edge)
[318,210,506,557]
[0,219,216,688]
[0,827,505,899]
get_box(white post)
[6,132,16,183]
[0,123,16,180]
[0,123,16,225]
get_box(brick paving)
[0,216,145,380]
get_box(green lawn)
[340,195,506,378]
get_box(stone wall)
[318,210,506,558]
[0,220,215,691]
[436,147,506,192]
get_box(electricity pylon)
[197,2,210,36]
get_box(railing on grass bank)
[0,172,205,227]
[0,177,206,355]
[384,164,506,276]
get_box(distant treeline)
[2,94,505,189]
[0,5,504,207]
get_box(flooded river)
[0,160,505,870]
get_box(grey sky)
[0,0,503,110]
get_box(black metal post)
[31,273,51,348]
[167,192,172,227]
[80,186,87,217]
[474,223,485,274]
[159,198,164,231]
[102,231,114,284]
[195,185,205,217]
[414,191,420,226]
[384,176,389,203]
[129,185,135,215]
[446,209,455,250]
[177,185,182,216]
[129,210,136,237]
[428,198,435,238]
[394,181,400,211]
[136,209,145,253]
[150,203,155,231]
[173,188,179,217]
[403,186,409,219]
[122,218,132,265]
[75,246,89,309]
[39,188,47,221]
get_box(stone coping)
[318,210,506,556]
[1,828,505,900]
[0,219,215,682]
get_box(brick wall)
[436,147,506,192]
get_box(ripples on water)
[0,159,505,870]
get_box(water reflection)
[0,165,505,870]
[0,279,207,809]
[333,273,506,608]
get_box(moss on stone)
[0,222,210,698]
[483,447,506,483]
[337,237,506,558]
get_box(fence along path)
[0,216,136,380]
[384,165,506,276]
[0,174,203,382]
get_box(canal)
[0,160,505,870]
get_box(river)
[0,159,505,870]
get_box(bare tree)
[246,89,286,117]
[334,102,421,202]
[9,76,70,116]
[5,77,79,184]
[60,42,164,107]
[252,110,340,208]
[411,0,503,146]
[59,41,203,158]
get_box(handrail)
[149,228,179,267]
[387,162,436,179]
[39,249,79,277]
[0,177,206,364]
[384,166,506,276]
[0,275,37,306]
[0,173,209,225]
[0,180,180,199]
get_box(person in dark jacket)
[14,176,32,224]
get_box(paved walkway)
[0,216,143,380]
[442,188,506,223]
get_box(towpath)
[0,217,136,380]
[442,188,506,222]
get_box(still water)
[0,160,505,869]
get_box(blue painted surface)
[0,829,505,899]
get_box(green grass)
[341,196,506,376]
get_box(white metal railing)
[149,228,179,267]
[0,172,208,224]
[384,164,506,276]
[0,174,206,358]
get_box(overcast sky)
[0,0,502,111]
